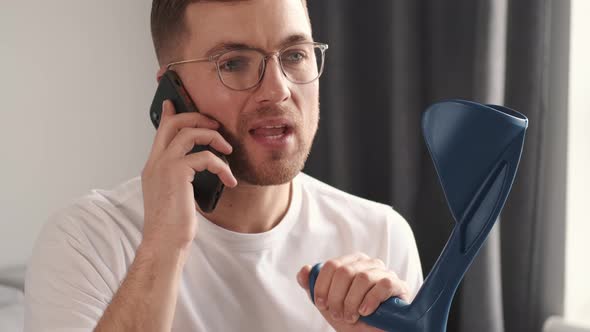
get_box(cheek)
[184,73,246,129]
[306,109,319,141]
[296,83,319,134]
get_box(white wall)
[0,2,158,266]
[565,0,590,327]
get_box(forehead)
[184,0,312,55]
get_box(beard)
[218,105,317,186]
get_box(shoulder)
[24,177,143,330]
[45,176,144,240]
[30,176,144,276]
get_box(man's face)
[174,0,319,186]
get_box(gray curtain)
[304,1,570,332]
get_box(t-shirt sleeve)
[384,208,424,302]
[24,211,116,332]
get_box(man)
[24,0,423,331]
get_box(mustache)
[241,105,300,128]
[250,104,297,118]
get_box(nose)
[253,55,291,104]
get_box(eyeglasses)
[166,41,329,91]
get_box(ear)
[156,66,167,83]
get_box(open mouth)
[247,118,296,148]
[249,125,294,139]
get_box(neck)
[197,179,293,233]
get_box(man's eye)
[283,51,306,63]
[219,57,249,72]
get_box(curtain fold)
[459,0,507,330]
[305,1,570,331]
[501,0,570,331]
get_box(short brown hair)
[150,0,309,67]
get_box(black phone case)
[149,70,226,213]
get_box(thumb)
[296,265,312,292]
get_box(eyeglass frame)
[165,41,329,91]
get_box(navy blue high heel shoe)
[308,99,528,332]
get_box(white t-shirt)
[24,172,423,332]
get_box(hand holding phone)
[149,70,232,212]
[140,70,237,250]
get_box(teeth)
[261,125,285,129]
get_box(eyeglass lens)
[216,43,325,90]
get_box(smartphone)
[149,70,226,213]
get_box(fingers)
[358,273,409,317]
[165,127,233,158]
[301,253,410,326]
[144,99,237,190]
[326,258,385,321]
[183,151,237,187]
[313,252,369,311]
[332,259,388,323]
[151,100,223,158]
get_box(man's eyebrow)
[280,34,311,46]
[204,34,312,57]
